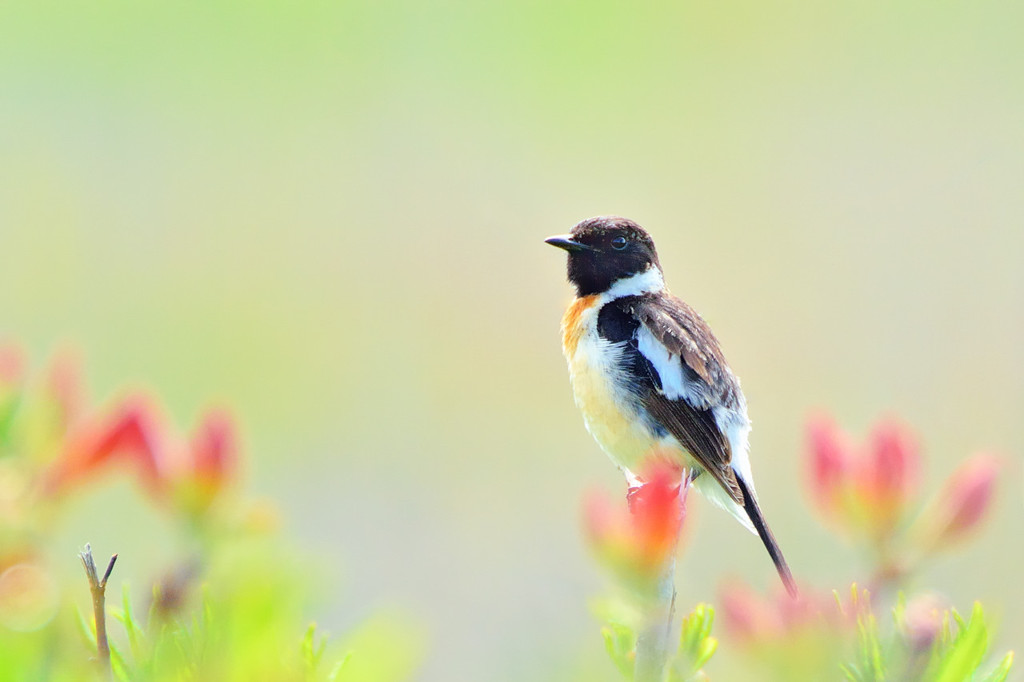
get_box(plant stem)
[633,558,677,682]
[632,474,690,682]
[80,544,118,679]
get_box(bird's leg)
[627,466,691,513]
[625,468,644,512]
[680,466,694,508]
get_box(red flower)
[584,460,686,584]
[43,396,166,496]
[42,390,243,518]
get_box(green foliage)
[602,622,635,679]
[597,602,718,682]
[0,352,422,681]
[841,589,1014,682]
[668,603,717,682]
[843,587,886,682]
[53,542,422,682]
[929,603,1007,682]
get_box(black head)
[545,216,662,296]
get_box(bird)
[546,215,796,596]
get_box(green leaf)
[327,653,352,682]
[76,608,96,648]
[108,641,130,682]
[934,602,988,682]
[670,603,717,681]
[980,651,1014,682]
[118,583,146,663]
[680,603,713,659]
[602,623,635,679]
[303,622,329,673]
[842,586,885,682]
[693,636,718,671]
[840,662,863,682]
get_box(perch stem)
[80,544,118,679]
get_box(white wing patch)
[636,324,712,408]
[636,325,685,399]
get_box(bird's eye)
[610,236,628,250]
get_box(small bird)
[546,216,796,595]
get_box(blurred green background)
[2,1,1021,679]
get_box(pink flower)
[917,453,999,551]
[184,408,239,510]
[719,580,851,645]
[859,419,919,528]
[718,581,783,642]
[806,414,853,517]
[900,593,946,653]
[0,344,24,387]
[0,345,25,416]
[44,351,85,434]
[804,414,920,542]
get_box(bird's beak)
[545,235,591,252]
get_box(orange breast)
[561,294,598,356]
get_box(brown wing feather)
[633,295,743,503]
[637,304,713,385]
[644,395,742,502]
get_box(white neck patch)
[601,266,665,301]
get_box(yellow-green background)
[2,1,1021,679]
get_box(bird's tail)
[733,475,798,598]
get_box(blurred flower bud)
[43,351,84,435]
[628,461,685,569]
[805,414,852,518]
[917,453,999,552]
[858,419,919,538]
[720,580,858,681]
[0,344,24,388]
[805,414,920,543]
[0,345,25,426]
[44,396,166,496]
[899,593,945,653]
[185,408,239,510]
[584,459,685,586]
[719,580,850,645]
[718,580,780,644]
[151,558,201,620]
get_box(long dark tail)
[734,475,798,597]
